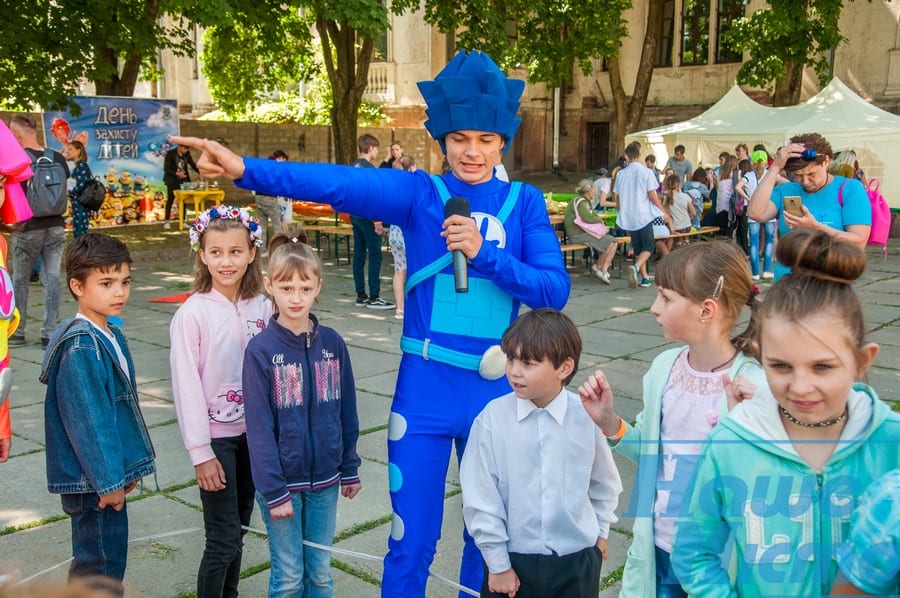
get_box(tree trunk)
[607,0,665,158]
[91,0,161,98]
[316,17,374,165]
[772,60,803,106]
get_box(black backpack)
[25,149,68,217]
[77,178,106,211]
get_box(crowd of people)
[1,48,897,598]
[568,136,874,288]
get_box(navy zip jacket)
[242,313,361,508]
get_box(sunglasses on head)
[787,147,823,167]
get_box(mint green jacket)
[614,347,765,598]
[673,384,900,597]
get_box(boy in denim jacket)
[40,233,156,589]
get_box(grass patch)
[360,423,388,435]
[146,417,180,429]
[147,540,178,559]
[103,224,186,254]
[333,514,393,544]
[239,560,272,579]
[599,564,624,590]
[1,514,69,536]
[333,559,381,586]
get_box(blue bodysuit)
[238,160,570,596]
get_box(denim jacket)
[40,317,156,495]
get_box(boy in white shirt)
[460,308,623,597]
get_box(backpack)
[838,178,892,259]
[865,178,892,258]
[25,149,67,217]
[76,178,107,211]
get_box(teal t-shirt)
[770,175,870,280]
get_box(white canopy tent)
[626,78,900,208]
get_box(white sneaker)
[163,222,172,230]
[762,271,774,280]
[595,270,611,284]
[752,274,760,281]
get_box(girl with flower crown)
[170,205,272,598]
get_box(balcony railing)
[365,61,395,103]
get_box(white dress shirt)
[460,388,623,574]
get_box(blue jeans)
[12,226,65,340]
[655,546,688,598]
[350,216,382,298]
[257,484,339,598]
[61,492,128,586]
[748,220,775,277]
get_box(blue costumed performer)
[170,49,570,597]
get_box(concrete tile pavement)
[1,237,898,597]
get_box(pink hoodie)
[170,289,272,466]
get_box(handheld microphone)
[444,197,470,293]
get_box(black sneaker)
[41,337,49,349]
[8,333,26,346]
[354,294,369,307]
[365,297,395,310]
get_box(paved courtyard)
[1,232,898,597]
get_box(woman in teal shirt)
[747,133,870,280]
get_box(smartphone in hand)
[784,196,804,218]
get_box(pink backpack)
[838,178,892,259]
[866,179,892,258]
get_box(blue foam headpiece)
[417,50,524,154]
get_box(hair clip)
[189,205,263,251]
[711,275,724,300]
[290,237,299,244]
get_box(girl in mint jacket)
[673,229,900,597]
[579,239,766,598]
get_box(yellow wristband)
[607,417,627,442]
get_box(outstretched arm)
[169,136,246,180]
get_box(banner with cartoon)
[42,97,178,228]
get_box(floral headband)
[189,205,263,251]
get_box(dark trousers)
[350,215,382,298]
[481,546,602,598]
[655,546,688,598]
[729,212,750,255]
[164,181,180,221]
[61,491,128,592]
[197,435,255,598]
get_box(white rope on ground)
[13,524,480,596]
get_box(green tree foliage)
[726,0,845,105]
[202,37,387,128]
[396,0,631,89]
[0,0,219,113]
[201,9,315,117]
[201,0,392,164]
[394,0,638,155]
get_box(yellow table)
[175,189,226,230]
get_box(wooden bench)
[302,224,354,265]
[560,226,721,275]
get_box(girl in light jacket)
[673,230,900,597]
[170,206,272,598]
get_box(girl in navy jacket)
[243,224,361,597]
